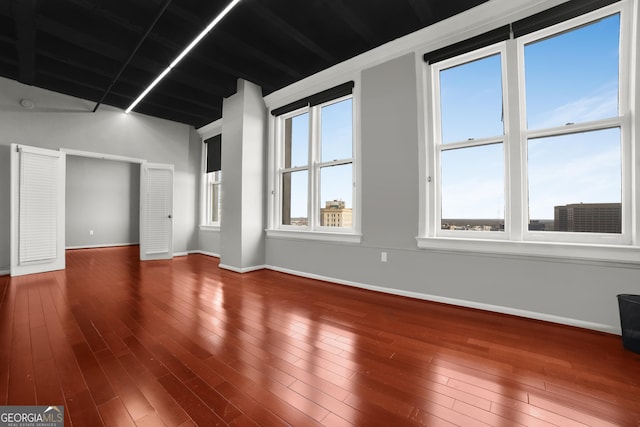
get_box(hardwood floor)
[1,246,639,426]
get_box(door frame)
[61,149,176,263]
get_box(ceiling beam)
[11,0,37,85]
[93,0,172,112]
[35,66,219,125]
[407,0,435,27]
[65,0,278,92]
[36,45,222,114]
[36,16,230,98]
[323,0,377,47]
[167,3,303,81]
[248,2,335,64]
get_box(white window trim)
[198,121,222,231]
[432,43,510,241]
[418,1,640,262]
[202,170,221,230]
[518,5,632,247]
[266,83,362,244]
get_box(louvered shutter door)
[146,167,172,254]
[19,149,59,263]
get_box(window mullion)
[439,136,504,151]
[309,106,320,230]
[280,165,308,174]
[505,37,524,241]
[525,117,623,140]
[317,158,353,168]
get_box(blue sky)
[440,13,621,221]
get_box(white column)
[220,79,267,272]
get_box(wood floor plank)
[97,397,137,427]
[1,246,639,426]
[8,282,35,405]
[96,350,155,421]
[183,377,242,424]
[65,388,105,427]
[118,353,191,427]
[71,342,117,405]
[157,373,226,426]
[0,277,15,404]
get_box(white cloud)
[530,82,618,130]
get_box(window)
[202,134,222,227]
[436,50,507,233]
[270,83,357,239]
[206,170,221,225]
[422,1,634,254]
[522,13,623,237]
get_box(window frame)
[268,92,361,243]
[200,132,222,231]
[431,44,510,241]
[205,169,221,227]
[517,8,631,245]
[418,1,639,262]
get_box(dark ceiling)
[0,0,488,128]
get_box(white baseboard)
[219,263,267,273]
[265,265,620,335]
[0,269,9,276]
[173,252,188,257]
[188,250,220,258]
[66,243,138,250]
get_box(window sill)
[199,224,220,232]
[266,229,362,244]
[415,236,640,265]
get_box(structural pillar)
[219,79,266,272]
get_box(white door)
[10,144,66,276]
[140,163,174,260]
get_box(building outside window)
[425,1,631,248]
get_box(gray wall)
[65,156,140,248]
[264,53,640,334]
[0,76,198,270]
[198,230,221,256]
[361,53,420,250]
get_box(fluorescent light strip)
[126,0,242,114]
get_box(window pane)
[439,54,504,143]
[284,113,309,168]
[210,183,220,223]
[206,171,221,225]
[321,98,353,162]
[441,144,504,231]
[527,128,621,233]
[524,14,620,130]
[319,164,353,228]
[282,170,308,226]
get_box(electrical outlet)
[381,251,387,262]
[89,230,94,236]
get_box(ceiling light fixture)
[125,0,242,114]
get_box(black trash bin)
[617,294,640,354]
